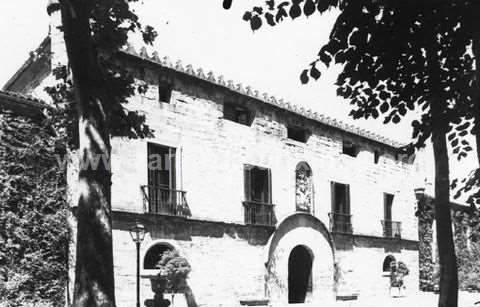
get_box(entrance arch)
[288,245,313,303]
[265,213,335,305]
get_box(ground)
[334,291,479,307]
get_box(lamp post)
[129,222,146,307]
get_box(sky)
[0,0,477,199]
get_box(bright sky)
[0,0,477,199]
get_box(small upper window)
[342,141,358,157]
[374,150,381,164]
[287,126,308,143]
[158,81,172,103]
[223,103,252,126]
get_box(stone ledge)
[112,210,275,246]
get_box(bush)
[156,250,191,294]
[0,111,68,306]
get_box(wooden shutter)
[267,168,272,204]
[345,184,350,215]
[244,165,251,201]
[330,182,336,213]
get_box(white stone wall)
[110,66,424,241]
[112,227,266,307]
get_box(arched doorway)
[288,245,313,304]
[295,162,313,213]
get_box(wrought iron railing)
[141,185,190,217]
[329,212,353,234]
[382,220,402,238]
[243,201,276,226]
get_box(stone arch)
[143,242,175,269]
[295,162,313,213]
[383,255,396,272]
[265,213,335,306]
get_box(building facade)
[3,6,429,306]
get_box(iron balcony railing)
[141,185,191,217]
[243,201,276,226]
[329,212,353,234]
[382,220,402,238]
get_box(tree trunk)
[472,39,480,166]
[59,1,115,306]
[426,28,458,306]
[431,126,458,307]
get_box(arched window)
[144,243,173,269]
[295,162,313,213]
[382,255,396,272]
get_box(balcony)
[243,201,276,227]
[329,212,353,234]
[141,185,190,217]
[382,220,402,238]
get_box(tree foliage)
[0,110,68,306]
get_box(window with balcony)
[382,193,401,238]
[329,182,352,233]
[142,143,189,217]
[223,103,252,126]
[243,165,275,226]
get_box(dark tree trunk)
[472,39,480,166]
[431,126,458,307]
[426,31,458,307]
[59,1,115,306]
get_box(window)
[244,165,271,204]
[374,150,381,164]
[331,182,350,215]
[382,255,396,272]
[384,193,394,222]
[144,243,173,269]
[148,143,175,189]
[223,103,252,126]
[330,182,351,233]
[147,143,177,214]
[287,126,308,143]
[342,141,358,157]
[158,81,172,103]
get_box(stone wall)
[105,57,424,241]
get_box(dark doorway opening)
[288,245,313,304]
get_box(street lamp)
[129,222,146,307]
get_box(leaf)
[392,114,400,124]
[304,0,316,16]
[243,11,252,21]
[253,6,264,14]
[289,4,302,19]
[300,69,309,84]
[317,0,330,12]
[310,66,321,80]
[265,13,276,26]
[380,102,389,113]
[250,15,262,31]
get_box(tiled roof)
[121,45,404,149]
[0,90,49,118]
[0,90,45,106]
